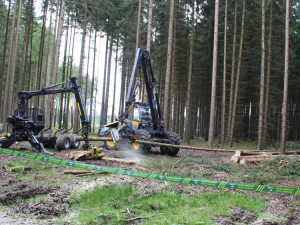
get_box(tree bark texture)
[163,0,174,131]
[184,1,195,144]
[220,0,228,148]
[229,0,246,147]
[280,0,290,154]
[258,0,266,150]
[208,0,219,149]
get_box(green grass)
[67,184,268,225]
[2,160,72,186]
[241,172,278,185]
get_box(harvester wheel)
[104,129,117,150]
[133,129,151,154]
[69,134,80,149]
[56,135,71,151]
[160,131,180,156]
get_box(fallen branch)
[119,213,165,222]
[102,157,137,165]
[76,172,108,177]
[64,170,106,175]
[134,165,149,172]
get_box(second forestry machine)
[99,48,180,156]
[0,77,94,155]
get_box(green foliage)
[68,184,268,224]
[241,173,278,185]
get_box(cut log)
[239,155,299,164]
[75,136,113,141]
[231,153,273,163]
[102,157,137,165]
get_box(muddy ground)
[0,141,300,224]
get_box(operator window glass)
[140,108,151,122]
[133,108,140,121]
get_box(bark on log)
[102,157,137,165]
[67,150,105,161]
[239,155,299,164]
[75,136,113,141]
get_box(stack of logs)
[67,147,106,161]
[231,150,299,164]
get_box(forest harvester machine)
[99,48,181,156]
[0,77,95,155]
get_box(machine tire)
[133,129,151,154]
[69,134,80,149]
[104,129,117,150]
[56,135,71,151]
[160,131,180,156]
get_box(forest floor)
[1,139,300,224]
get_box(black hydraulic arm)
[125,48,164,131]
[16,77,91,150]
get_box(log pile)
[67,147,105,161]
[231,150,299,164]
[66,147,137,165]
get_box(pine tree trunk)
[146,0,153,52]
[184,1,195,144]
[66,20,76,128]
[58,15,70,129]
[2,0,17,121]
[229,0,246,147]
[49,0,65,125]
[35,0,49,108]
[208,0,219,149]
[169,6,177,131]
[226,0,238,143]
[258,0,266,150]
[220,0,228,148]
[27,12,34,92]
[262,0,273,148]
[17,0,33,97]
[103,34,114,124]
[111,37,119,123]
[119,45,127,115]
[85,28,92,107]
[45,0,60,127]
[0,0,11,122]
[280,0,290,154]
[40,0,53,109]
[163,0,174,131]
[135,0,141,50]
[74,0,87,132]
[89,31,97,130]
[143,0,153,102]
[100,35,109,125]
[6,0,23,118]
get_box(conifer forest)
[0,0,299,152]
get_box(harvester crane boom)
[125,48,164,132]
